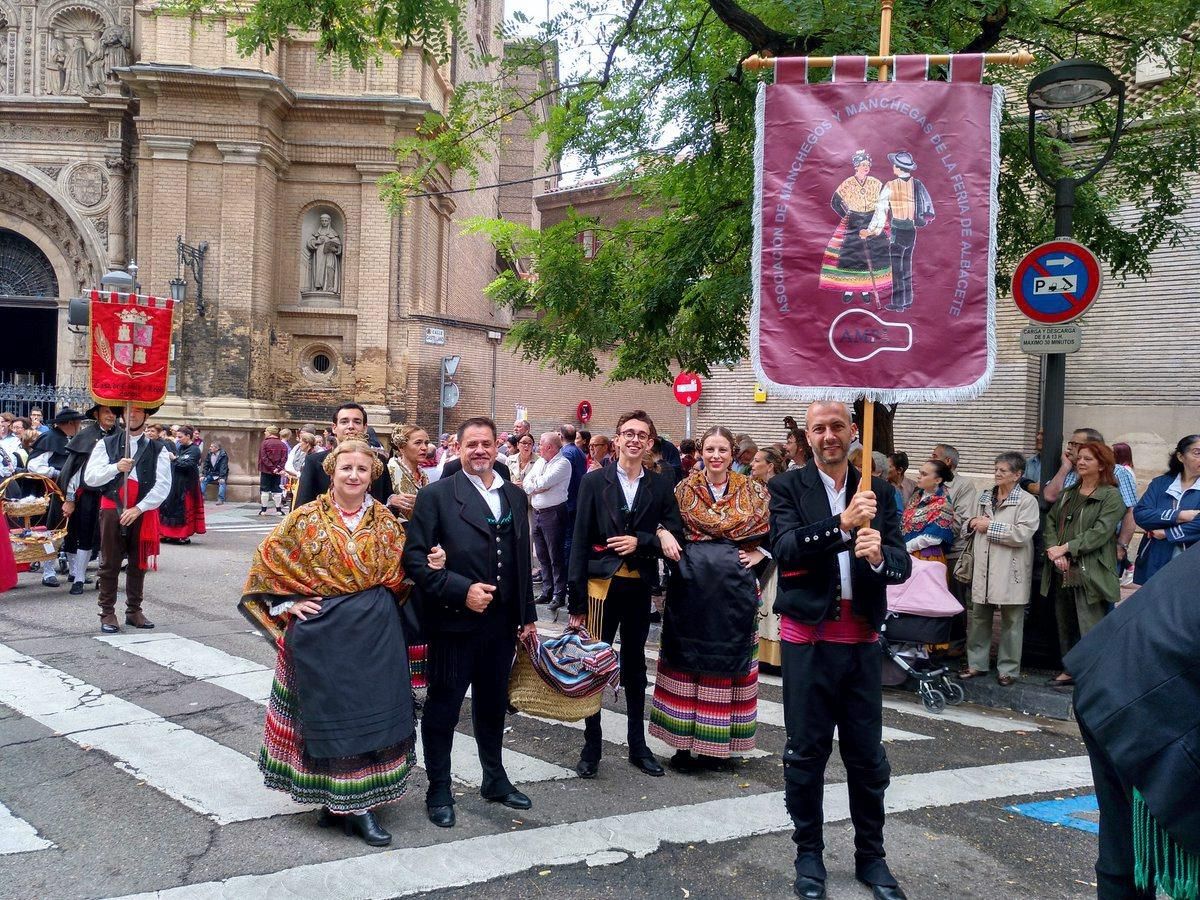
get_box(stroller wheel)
[943,681,965,705]
[920,685,946,714]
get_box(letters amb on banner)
[88,290,176,408]
[751,74,1002,403]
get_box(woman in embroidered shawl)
[901,458,958,562]
[650,426,771,771]
[241,440,442,847]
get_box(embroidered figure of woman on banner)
[752,56,1001,403]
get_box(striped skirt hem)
[648,645,759,759]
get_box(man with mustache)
[403,417,538,829]
[768,401,911,900]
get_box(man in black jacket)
[293,402,396,509]
[57,405,120,593]
[402,416,538,829]
[567,410,684,779]
[28,408,86,587]
[769,401,910,900]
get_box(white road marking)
[0,643,297,825]
[0,801,52,856]
[881,698,1039,734]
[105,755,1094,900]
[98,633,575,787]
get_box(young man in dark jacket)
[200,440,230,504]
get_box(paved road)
[0,504,1102,899]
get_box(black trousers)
[1077,712,1156,900]
[781,639,893,883]
[888,224,917,309]
[421,619,517,807]
[532,503,568,601]
[582,575,653,762]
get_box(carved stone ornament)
[44,9,107,97]
[67,162,108,208]
[0,171,99,292]
[301,207,345,298]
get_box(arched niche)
[299,202,346,303]
[43,4,109,97]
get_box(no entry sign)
[1011,240,1103,325]
[672,372,703,406]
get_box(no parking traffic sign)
[1011,240,1103,325]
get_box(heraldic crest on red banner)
[88,289,175,408]
[751,57,1002,403]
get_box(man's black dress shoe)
[629,755,665,777]
[427,804,455,828]
[856,882,907,900]
[793,875,826,899]
[486,789,532,810]
[69,582,85,595]
[575,758,598,779]
[99,622,119,634]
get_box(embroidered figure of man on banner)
[863,150,935,312]
[819,150,893,306]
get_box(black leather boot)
[341,809,391,847]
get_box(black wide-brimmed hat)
[85,403,122,419]
[50,408,86,426]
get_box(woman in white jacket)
[961,452,1041,686]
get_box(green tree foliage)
[214,0,1200,384]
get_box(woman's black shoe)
[669,750,699,772]
[344,810,391,846]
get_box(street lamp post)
[1026,58,1125,489]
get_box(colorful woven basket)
[3,473,68,564]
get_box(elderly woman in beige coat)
[960,452,1041,686]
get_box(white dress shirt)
[465,470,504,519]
[523,452,570,509]
[616,464,644,509]
[27,447,60,478]
[83,433,173,513]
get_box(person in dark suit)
[1067,544,1200,900]
[567,410,684,779]
[769,401,911,900]
[293,403,396,509]
[402,416,538,829]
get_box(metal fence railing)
[0,373,92,419]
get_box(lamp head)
[169,277,186,304]
[1027,59,1124,110]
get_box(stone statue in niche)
[46,30,67,95]
[86,32,105,90]
[64,34,89,94]
[304,212,343,295]
[101,25,130,80]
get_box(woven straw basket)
[3,472,68,564]
[507,648,603,722]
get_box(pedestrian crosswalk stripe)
[103,755,1095,900]
[0,642,298,825]
[880,698,1039,734]
[0,800,52,856]
[96,633,576,788]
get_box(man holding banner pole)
[768,401,911,900]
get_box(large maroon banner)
[752,77,1001,402]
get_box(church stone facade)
[0,2,684,496]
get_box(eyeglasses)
[618,429,651,442]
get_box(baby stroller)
[880,556,965,713]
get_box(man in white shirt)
[84,405,172,634]
[525,432,572,610]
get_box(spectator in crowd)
[504,434,519,459]
[576,429,591,462]
[525,432,572,611]
[961,452,1040,685]
[386,425,431,523]
[508,433,536,485]
[1113,442,1135,481]
[1025,430,1043,493]
[887,451,917,508]
[1042,441,1124,687]
[931,443,978,602]
[257,427,289,516]
[731,436,758,475]
[678,438,698,475]
[2,416,28,463]
[0,413,12,448]
[785,427,810,470]
[512,419,531,442]
[650,425,770,771]
[201,440,229,505]
[901,458,957,562]
[751,445,788,671]
[160,425,206,544]
[559,423,587,566]
[1043,427,1137,571]
[279,427,293,450]
[29,407,49,435]
[1132,434,1200,586]
[588,434,612,471]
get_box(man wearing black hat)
[28,409,86,587]
[863,150,935,313]
[84,405,172,633]
[57,405,121,593]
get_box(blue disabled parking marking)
[1007,794,1099,834]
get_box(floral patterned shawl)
[239,493,408,641]
[901,486,956,545]
[674,470,771,544]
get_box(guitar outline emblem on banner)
[828,309,914,362]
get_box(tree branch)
[704,0,824,56]
[958,3,1011,54]
[601,0,647,87]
